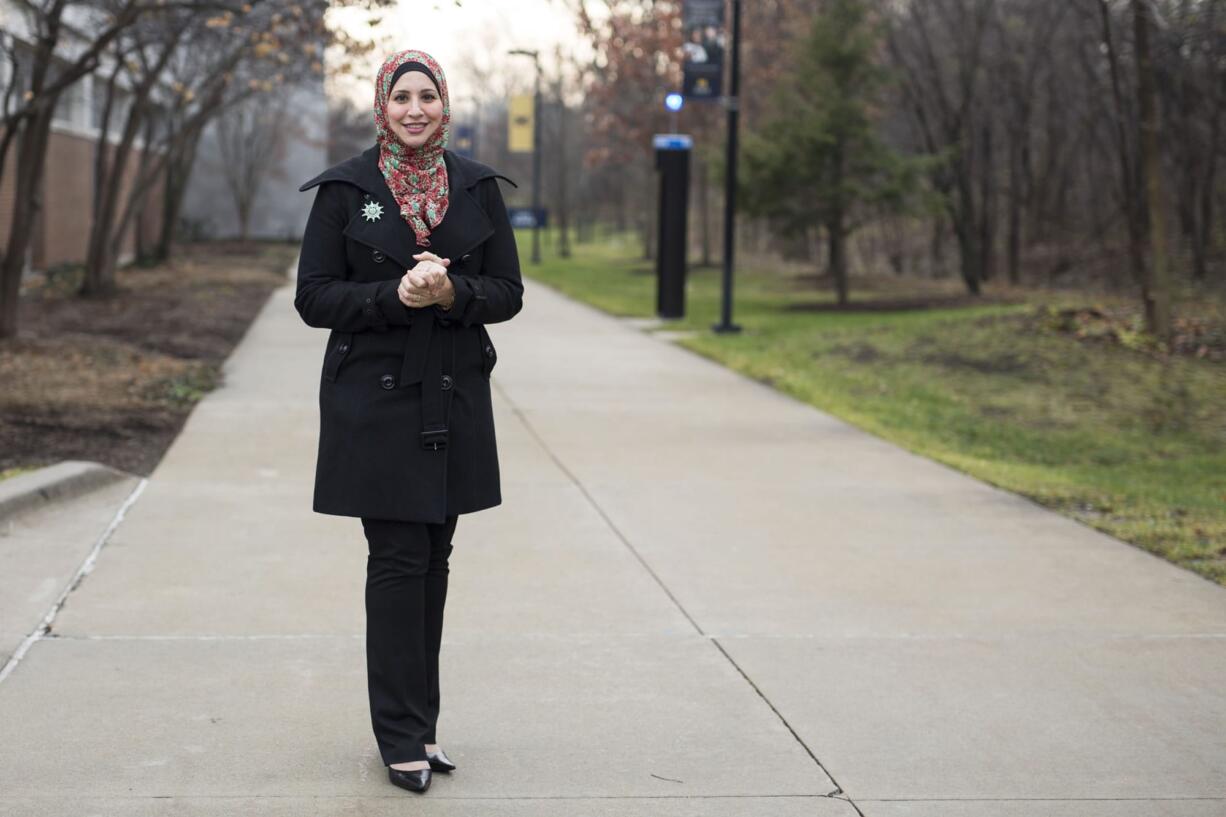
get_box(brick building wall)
[0,129,165,272]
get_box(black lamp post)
[714,0,742,334]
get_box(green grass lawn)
[518,228,1226,586]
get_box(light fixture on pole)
[508,48,543,264]
[665,92,684,134]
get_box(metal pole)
[714,0,741,333]
[531,56,543,264]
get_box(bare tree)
[885,0,998,295]
[326,95,373,164]
[215,95,289,241]
[81,10,187,295]
[84,0,330,292]
[0,0,267,336]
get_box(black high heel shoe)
[426,747,457,772]
[387,765,431,793]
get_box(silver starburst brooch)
[361,200,384,223]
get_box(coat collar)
[298,146,518,270]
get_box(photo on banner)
[682,0,725,100]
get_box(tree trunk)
[154,128,204,263]
[1192,103,1221,280]
[827,135,849,305]
[0,102,56,339]
[237,195,252,243]
[828,225,849,306]
[134,120,157,262]
[929,216,944,278]
[641,170,654,260]
[556,102,571,259]
[1133,0,1172,340]
[1098,0,1147,292]
[954,170,983,295]
[979,121,996,282]
[1007,142,1022,285]
[698,153,712,267]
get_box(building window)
[51,59,88,128]
[90,75,109,130]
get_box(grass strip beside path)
[520,230,1226,586]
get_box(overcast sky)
[327,0,593,113]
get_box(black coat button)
[460,253,472,262]
[484,345,495,358]
[441,374,454,391]
[372,250,386,263]
[380,374,395,390]
[337,343,349,354]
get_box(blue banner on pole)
[507,207,548,229]
[452,124,475,158]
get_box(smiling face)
[385,71,443,148]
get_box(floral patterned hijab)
[374,49,450,247]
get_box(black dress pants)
[360,514,458,766]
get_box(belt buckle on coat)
[420,425,449,451]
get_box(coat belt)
[398,315,454,451]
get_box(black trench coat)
[294,145,523,523]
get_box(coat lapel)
[418,164,495,262]
[301,146,499,271]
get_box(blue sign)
[653,134,693,151]
[452,124,475,158]
[507,207,548,229]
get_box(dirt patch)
[826,341,886,363]
[1026,304,1226,363]
[916,349,1036,376]
[0,241,298,477]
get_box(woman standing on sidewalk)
[293,48,523,795]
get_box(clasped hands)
[398,251,456,311]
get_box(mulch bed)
[0,241,299,478]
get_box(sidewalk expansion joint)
[41,633,366,641]
[0,793,855,801]
[495,380,704,639]
[709,636,860,813]
[0,477,148,686]
[857,796,1226,802]
[494,380,863,817]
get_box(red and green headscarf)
[373,49,451,247]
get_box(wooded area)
[6,0,1223,348]
[386,0,1221,347]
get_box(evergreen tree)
[741,0,925,306]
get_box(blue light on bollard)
[665,93,684,112]
[652,134,693,151]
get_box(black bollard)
[654,134,692,320]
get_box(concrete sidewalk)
[1,272,1224,816]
